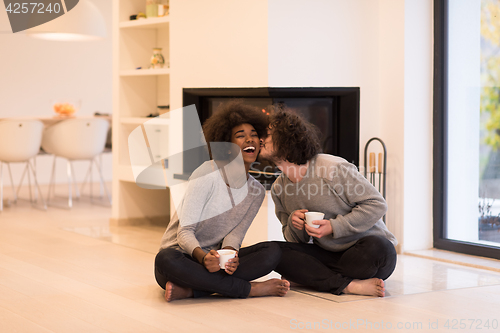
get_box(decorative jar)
[146,0,159,18]
[150,48,165,69]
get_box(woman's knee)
[155,248,185,274]
[155,248,177,289]
[156,247,177,263]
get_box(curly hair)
[269,107,322,165]
[202,100,269,159]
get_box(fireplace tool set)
[363,137,387,222]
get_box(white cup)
[217,249,236,269]
[304,212,325,229]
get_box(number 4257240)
[444,319,498,330]
[6,2,62,14]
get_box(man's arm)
[327,162,387,238]
[271,185,310,243]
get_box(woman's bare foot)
[164,281,194,302]
[343,278,385,297]
[249,278,290,297]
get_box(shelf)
[120,68,170,77]
[120,117,170,125]
[118,164,169,188]
[119,16,170,29]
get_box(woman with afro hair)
[154,100,290,302]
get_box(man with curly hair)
[154,100,290,302]
[259,108,397,297]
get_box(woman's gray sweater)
[159,161,265,256]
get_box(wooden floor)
[1,187,500,332]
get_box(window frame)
[433,0,500,259]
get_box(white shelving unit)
[112,0,171,226]
[119,15,170,29]
[119,68,170,76]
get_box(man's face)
[259,127,276,161]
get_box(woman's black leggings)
[273,235,397,295]
[154,241,281,298]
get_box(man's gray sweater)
[271,154,397,252]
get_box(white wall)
[0,0,113,185]
[378,0,406,251]
[402,0,434,251]
[170,0,269,111]
[268,0,381,142]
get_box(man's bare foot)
[343,278,385,297]
[249,278,290,297]
[164,281,194,302]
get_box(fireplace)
[182,87,360,189]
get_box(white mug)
[217,249,236,269]
[304,212,325,229]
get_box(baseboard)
[404,248,500,273]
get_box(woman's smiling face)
[231,123,260,168]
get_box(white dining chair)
[41,118,111,208]
[0,119,46,212]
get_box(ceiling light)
[27,0,106,41]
